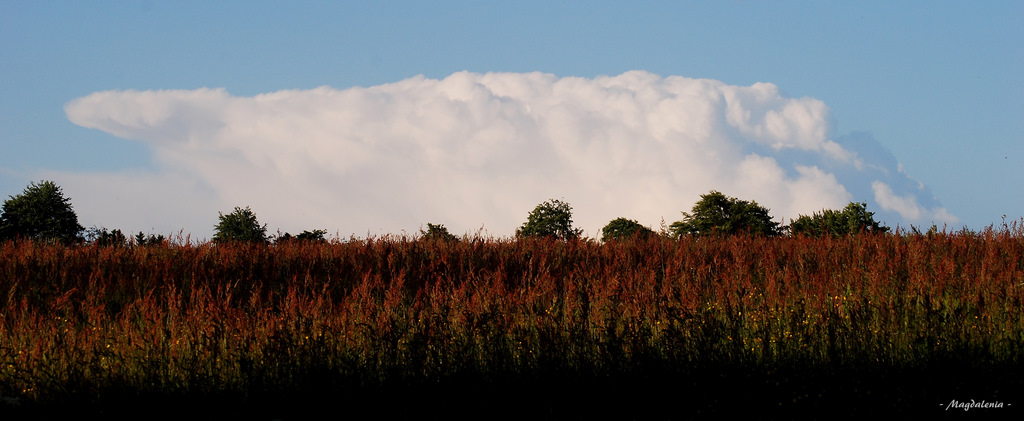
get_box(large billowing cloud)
[61,70,956,239]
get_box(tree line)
[0,180,893,245]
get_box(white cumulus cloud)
[872,180,958,225]
[60,70,956,239]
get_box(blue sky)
[2,1,1021,239]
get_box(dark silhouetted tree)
[134,231,166,246]
[516,199,582,240]
[669,190,781,237]
[275,229,328,244]
[86,227,128,247]
[420,223,458,242]
[296,229,327,242]
[601,217,653,241]
[212,206,268,244]
[789,202,889,236]
[0,180,84,243]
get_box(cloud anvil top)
[61,71,955,238]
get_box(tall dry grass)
[0,226,1022,412]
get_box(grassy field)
[1,229,1022,419]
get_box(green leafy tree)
[0,180,84,243]
[516,199,583,240]
[669,190,781,237]
[212,206,268,244]
[420,223,459,242]
[789,202,889,237]
[601,217,653,241]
